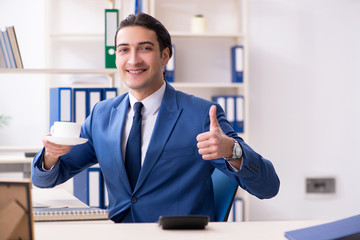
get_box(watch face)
[224,141,242,161]
[234,142,242,158]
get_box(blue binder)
[49,88,72,128]
[87,168,105,208]
[164,45,175,82]
[73,88,115,209]
[212,95,244,133]
[0,33,9,68]
[135,0,143,14]
[87,88,103,115]
[285,214,360,240]
[0,29,13,68]
[73,167,105,209]
[234,96,244,133]
[73,88,88,124]
[231,45,244,83]
[73,169,88,205]
[73,88,104,123]
[102,88,118,100]
[2,28,16,68]
[228,197,244,222]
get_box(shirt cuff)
[41,159,55,171]
[226,159,243,172]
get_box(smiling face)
[115,26,170,101]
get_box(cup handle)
[50,125,55,136]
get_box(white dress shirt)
[122,82,166,166]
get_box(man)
[32,13,279,223]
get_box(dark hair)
[115,12,172,58]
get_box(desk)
[32,189,327,240]
[34,220,326,240]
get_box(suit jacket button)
[131,197,137,203]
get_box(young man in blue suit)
[32,13,280,223]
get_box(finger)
[46,146,72,158]
[197,139,211,149]
[209,105,220,131]
[44,141,67,151]
[201,152,219,161]
[196,131,211,142]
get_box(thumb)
[209,105,220,130]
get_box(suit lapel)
[109,94,132,193]
[135,83,182,191]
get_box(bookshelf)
[1,0,249,220]
[40,0,248,102]
[144,0,248,114]
[145,0,249,220]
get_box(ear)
[161,47,170,66]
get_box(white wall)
[247,0,360,220]
[0,0,47,147]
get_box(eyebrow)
[117,41,155,49]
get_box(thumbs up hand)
[196,105,235,160]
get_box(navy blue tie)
[125,102,143,190]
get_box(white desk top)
[31,189,327,240]
[0,155,33,164]
[34,220,326,240]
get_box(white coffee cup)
[50,121,81,138]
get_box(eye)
[117,47,129,54]
[140,46,152,51]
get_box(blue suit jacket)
[32,82,279,222]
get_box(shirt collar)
[128,82,166,116]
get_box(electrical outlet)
[306,178,336,194]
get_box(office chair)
[211,168,238,222]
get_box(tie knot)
[133,102,143,114]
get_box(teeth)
[128,70,144,74]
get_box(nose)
[128,50,142,65]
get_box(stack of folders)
[49,87,118,127]
[212,95,244,133]
[33,207,109,222]
[0,26,23,69]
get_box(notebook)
[33,207,109,222]
[285,214,360,240]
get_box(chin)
[124,81,147,91]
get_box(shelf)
[0,69,243,91]
[0,69,117,75]
[48,32,244,40]
[0,146,41,153]
[172,82,243,88]
[170,31,245,39]
[50,33,104,38]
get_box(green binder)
[105,9,119,69]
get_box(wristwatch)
[223,139,243,161]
